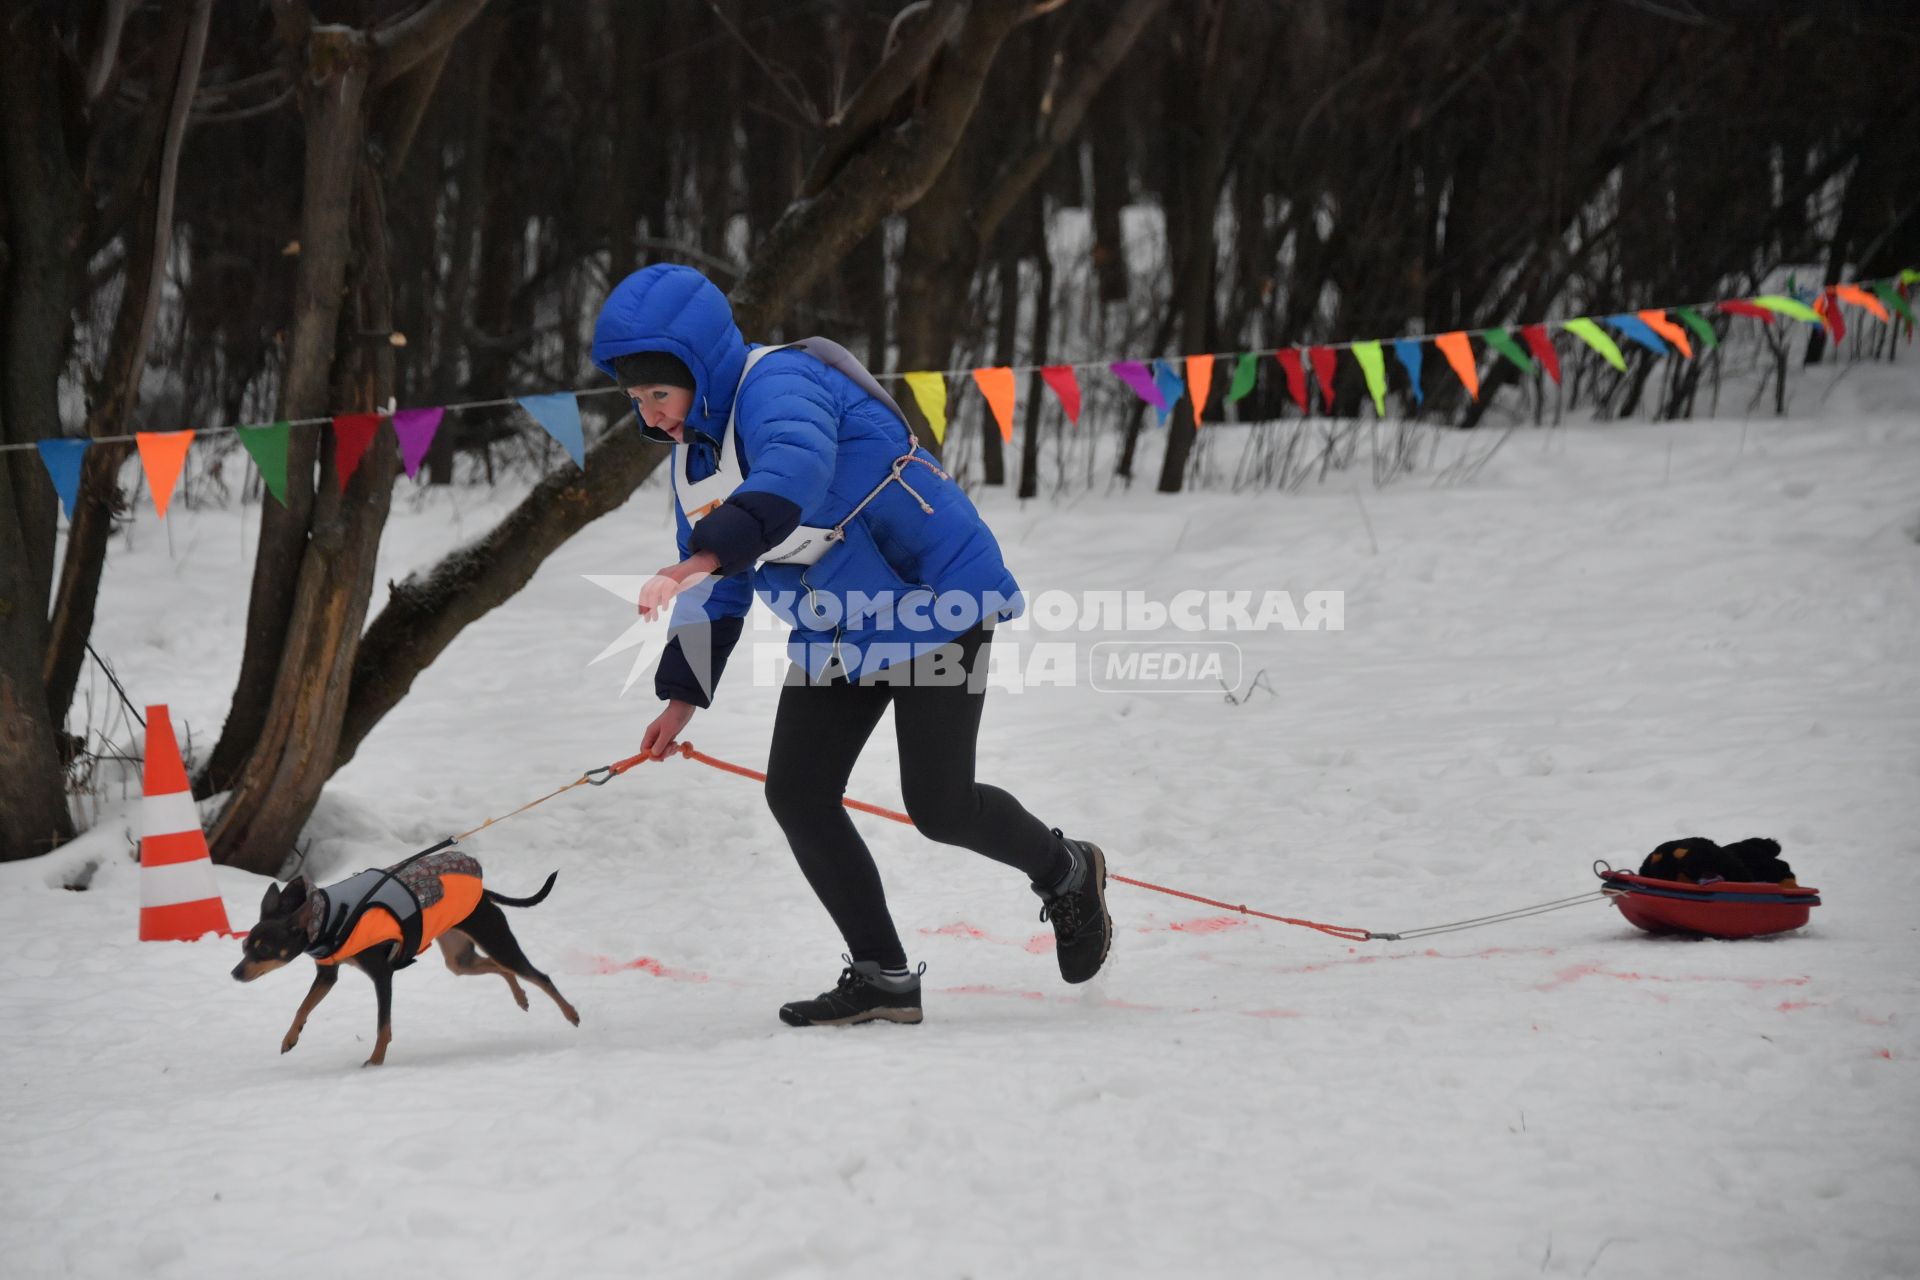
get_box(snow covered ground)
[5,365,1919,1278]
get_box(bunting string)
[7,271,1912,521]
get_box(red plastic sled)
[1598,869,1820,939]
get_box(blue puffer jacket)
[592,264,1023,703]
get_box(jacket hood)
[592,264,748,444]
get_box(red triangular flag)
[1718,300,1774,324]
[1039,365,1081,425]
[1275,350,1308,414]
[1821,288,1845,342]
[1307,347,1338,409]
[332,413,382,492]
[1521,324,1561,384]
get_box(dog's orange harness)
[308,851,483,967]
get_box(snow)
[5,364,1919,1278]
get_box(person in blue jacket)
[592,264,1111,1026]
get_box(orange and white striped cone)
[139,704,232,941]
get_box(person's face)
[628,384,695,441]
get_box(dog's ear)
[291,880,319,934]
[261,881,282,916]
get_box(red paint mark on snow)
[588,954,709,983]
[923,922,991,940]
[1876,1048,1894,1060]
[1243,1008,1302,1019]
[1168,915,1250,934]
[1776,1000,1818,1012]
[1026,934,1055,953]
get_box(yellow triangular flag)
[903,371,949,444]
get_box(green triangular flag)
[1563,318,1627,372]
[1872,281,1914,324]
[1673,306,1719,350]
[1226,352,1259,403]
[1900,268,1918,286]
[1350,341,1388,417]
[1481,327,1536,377]
[236,421,290,506]
[1753,295,1821,324]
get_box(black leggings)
[764,623,1070,969]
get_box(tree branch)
[371,0,490,88]
[803,0,965,197]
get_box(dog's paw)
[280,1036,299,1054]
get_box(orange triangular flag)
[1834,284,1890,323]
[135,431,195,518]
[1185,354,1215,427]
[1637,310,1692,358]
[1434,332,1479,401]
[971,366,1016,443]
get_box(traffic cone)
[139,704,231,941]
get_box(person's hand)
[637,551,721,621]
[641,700,697,759]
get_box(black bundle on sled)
[1598,837,1820,939]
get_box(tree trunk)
[1019,203,1054,499]
[0,11,86,858]
[44,0,211,728]
[197,30,366,799]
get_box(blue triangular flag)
[37,439,89,520]
[1151,359,1185,426]
[1392,339,1424,405]
[517,393,586,469]
[1606,313,1668,356]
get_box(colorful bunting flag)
[1350,341,1387,417]
[1562,318,1626,372]
[1871,281,1914,325]
[1753,295,1821,324]
[1718,299,1774,324]
[1185,354,1215,426]
[331,413,382,493]
[1275,350,1309,414]
[1637,310,1692,358]
[1392,339,1424,404]
[1481,328,1536,378]
[1039,365,1081,425]
[517,393,585,468]
[136,430,195,518]
[1036,364,1082,426]
[1520,324,1561,383]
[903,371,949,444]
[1307,346,1338,409]
[1834,284,1888,323]
[1434,331,1478,400]
[391,407,445,479]
[36,439,88,520]
[971,367,1016,443]
[1110,360,1165,412]
[1151,360,1185,426]
[1672,307,1719,351]
[1607,313,1668,356]
[1901,269,1919,286]
[1225,353,1258,403]
[235,422,291,506]
[1816,289,1845,342]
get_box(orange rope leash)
[596,741,1372,943]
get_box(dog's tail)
[485,871,558,909]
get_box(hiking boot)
[779,958,925,1026]
[1034,834,1112,984]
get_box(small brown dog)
[231,849,578,1067]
